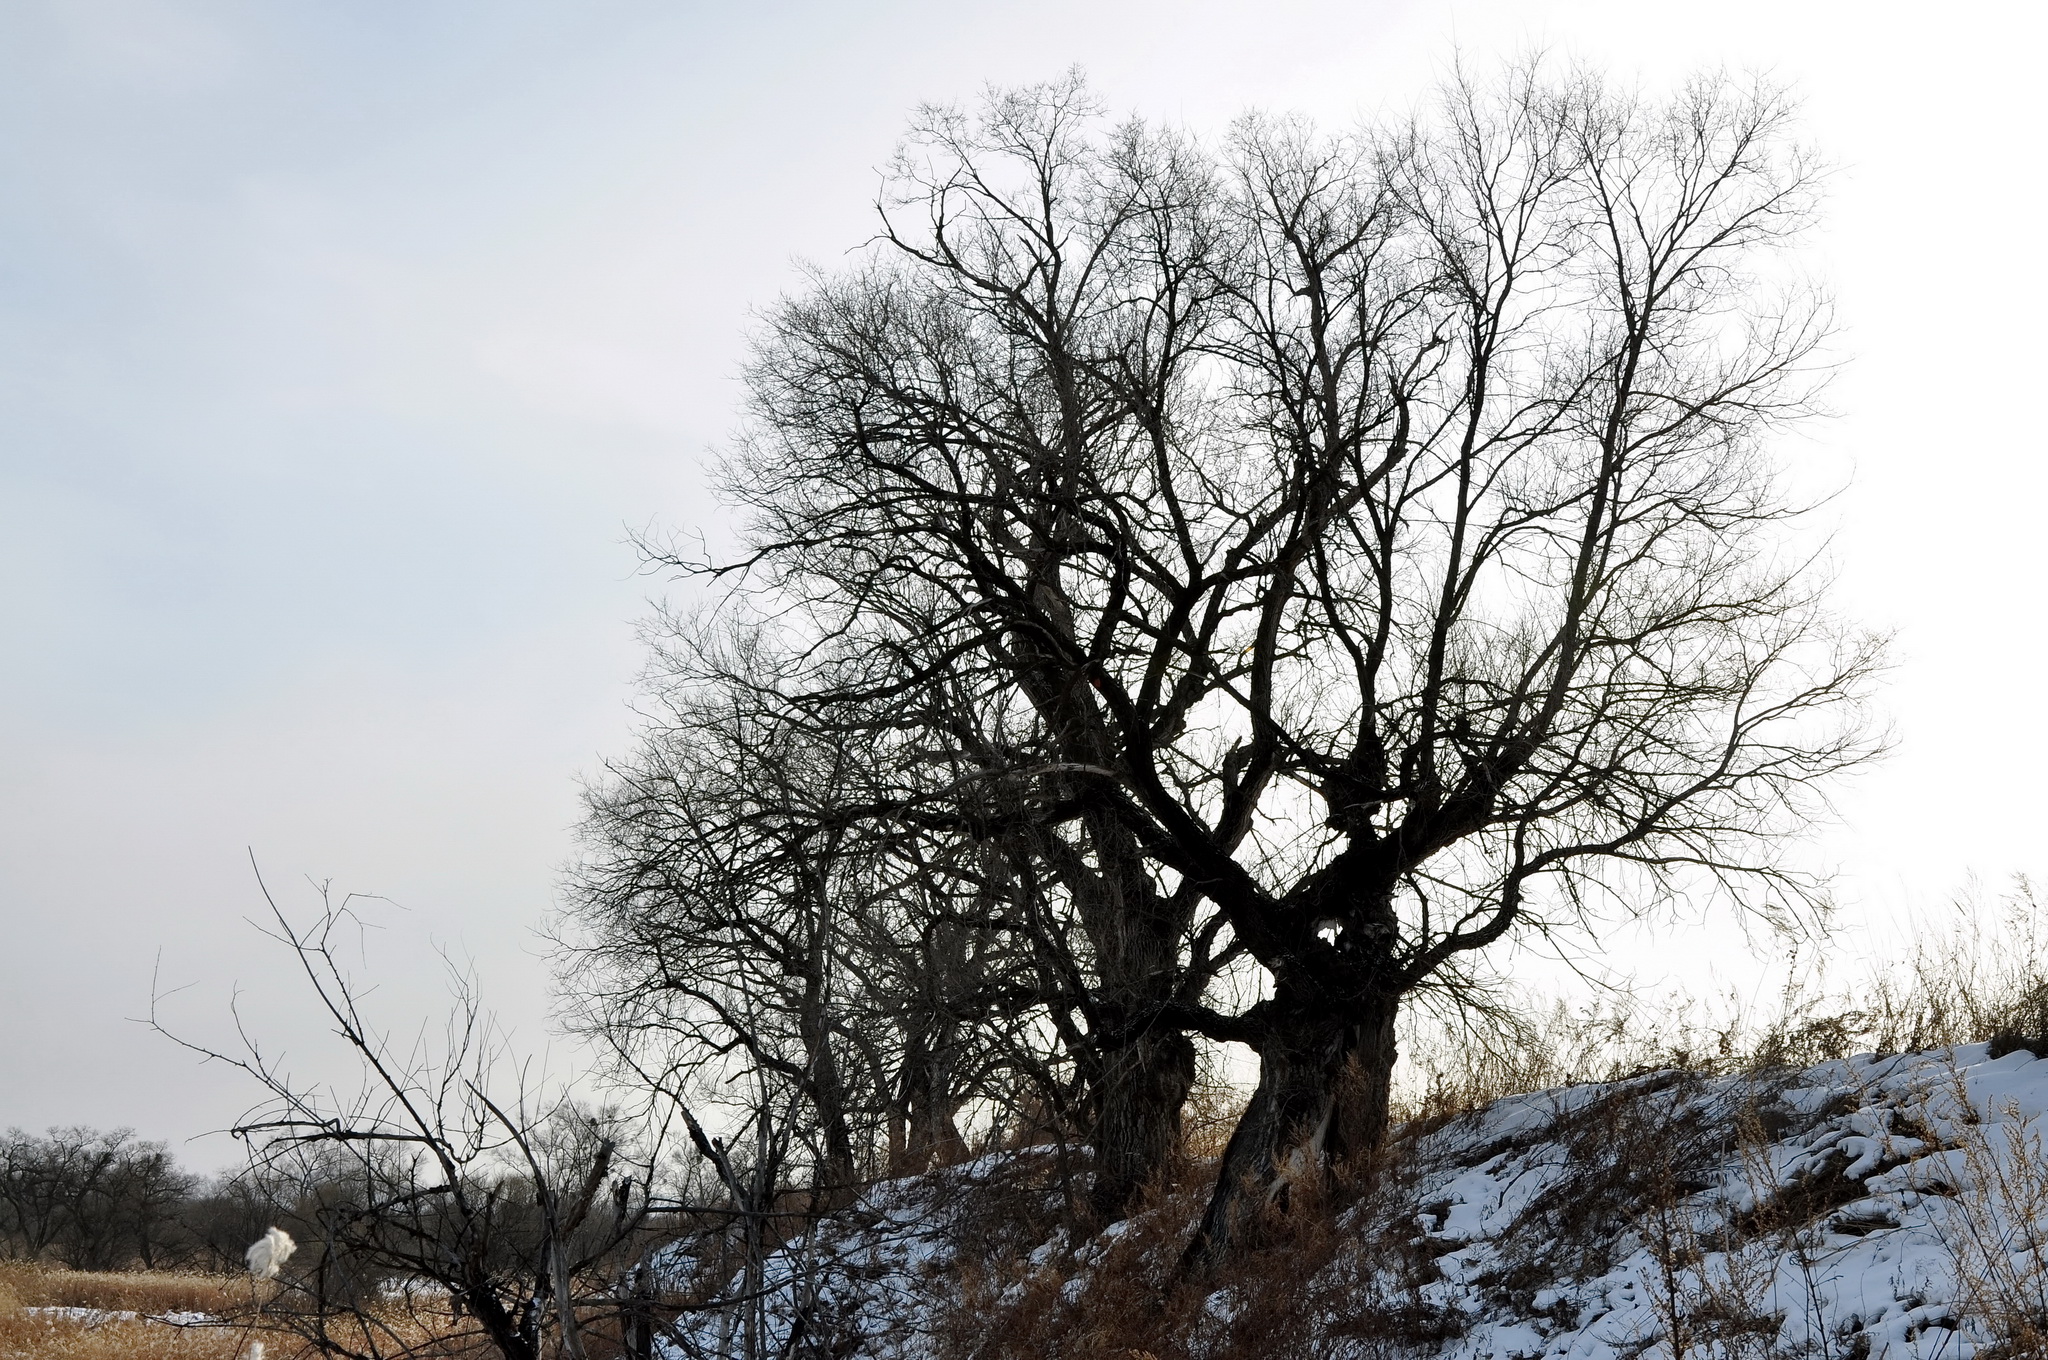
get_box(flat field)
[0,1262,251,1360]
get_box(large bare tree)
[636,64,1880,1253]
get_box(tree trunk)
[1181,985,1399,1273]
[467,1284,540,1360]
[1330,987,1400,1165]
[1089,1026,1196,1221]
[805,1050,858,1207]
[623,1263,654,1360]
[891,1025,968,1175]
[1068,804,1201,1221]
[796,870,861,1208]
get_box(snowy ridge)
[1401,1044,2048,1359]
[658,1044,2048,1358]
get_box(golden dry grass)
[0,1262,260,1360]
[0,1261,655,1360]
[0,1307,254,1360]
[0,1260,248,1314]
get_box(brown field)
[0,1262,651,1360]
[0,1262,254,1360]
[0,1309,252,1360]
[0,1261,248,1315]
[0,1261,247,1360]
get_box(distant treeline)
[0,1126,276,1272]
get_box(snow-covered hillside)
[1396,1044,2047,1360]
[660,1043,2048,1359]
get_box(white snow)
[653,1044,2048,1358]
[22,1306,217,1326]
[1394,1045,2048,1360]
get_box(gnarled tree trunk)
[1182,985,1399,1272]
[1073,812,1202,1220]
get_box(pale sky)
[2,0,2042,1167]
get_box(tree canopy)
[566,63,1882,1259]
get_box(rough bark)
[1089,1026,1197,1221]
[797,986,858,1206]
[1071,810,1201,1219]
[1182,986,1399,1273]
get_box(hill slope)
[661,1043,2048,1359]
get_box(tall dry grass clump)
[1394,878,2048,1129]
[0,1260,245,1315]
[1861,879,2048,1058]
[1920,1075,2048,1356]
[0,1262,251,1360]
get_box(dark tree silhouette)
[617,63,1880,1259]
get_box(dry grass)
[0,1262,258,1360]
[0,1308,254,1360]
[0,1260,248,1315]
[933,1128,1457,1360]
[1918,1070,2048,1357]
[0,1260,669,1360]
[0,1262,506,1360]
[1634,1098,1839,1360]
[1395,878,2048,1130]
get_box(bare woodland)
[566,60,1878,1274]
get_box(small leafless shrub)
[152,878,678,1360]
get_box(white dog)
[245,1226,297,1281]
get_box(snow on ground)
[657,1044,2048,1358]
[22,1306,218,1326]
[1402,1045,2043,1360]
[655,1150,1061,1359]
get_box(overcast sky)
[2,0,2042,1167]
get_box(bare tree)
[654,60,1880,1258]
[0,1126,197,1270]
[567,661,884,1205]
[154,881,660,1360]
[561,629,1070,1194]
[0,1128,85,1261]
